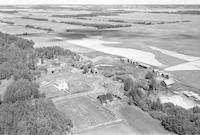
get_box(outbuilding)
[138,62,151,69]
[97,93,113,105]
[160,78,175,88]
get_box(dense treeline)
[60,21,132,29]
[0,32,73,134]
[0,10,18,14]
[0,20,15,25]
[0,32,35,81]
[25,25,53,32]
[51,12,118,18]
[126,72,200,135]
[35,46,80,60]
[22,17,49,21]
[148,10,200,15]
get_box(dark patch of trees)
[0,98,72,135]
[0,32,73,134]
[0,20,15,25]
[59,21,132,29]
[35,46,80,60]
[0,10,18,14]
[22,17,48,21]
[25,25,53,32]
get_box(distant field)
[2,18,95,32]
[0,23,46,35]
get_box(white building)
[53,80,70,93]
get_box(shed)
[97,93,113,105]
[161,78,175,88]
[138,62,151,69]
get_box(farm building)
[138,62,151,69]
[160,78,175,88]
[183,91,200,101]
[97,93,113,105]
[120,57,128,62]
[91,68,99,74]
[53,80,70,93]
[159,71,171,79]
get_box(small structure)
[159,71,171,79]
[120,58,129,63]
[53,80,70,93]
[183,91,200,101]
[97,93,113,105]
[91,68,98,74]
[160,78,175,88]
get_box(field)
[0,4,200,134]
[38,71,99,98]
[54,96,120,132]
[120,105,173,135]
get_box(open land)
[0,4,200,135]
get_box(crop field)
[54,96,118,131]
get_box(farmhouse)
[97,93,113,105]
[160,78,175,88]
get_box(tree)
[3,79,39,103]
[0,99,72,135]
[149,78,157,91]
[124,77,134,91]
[145,71,154,79]
[161,116,185,135]
[12,63,33,81]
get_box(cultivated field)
[54,96,119,132]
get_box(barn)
[97,93,113,105]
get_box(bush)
[161,116,186,135]
[191,106,200,114]
[150,99,163,111]
[149,110,167,120]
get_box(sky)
[0,0,200,5]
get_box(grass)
[120,105,173,135]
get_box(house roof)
[97,93,113,103]
[162,78,175,86]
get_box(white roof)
[163,78,175,86]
